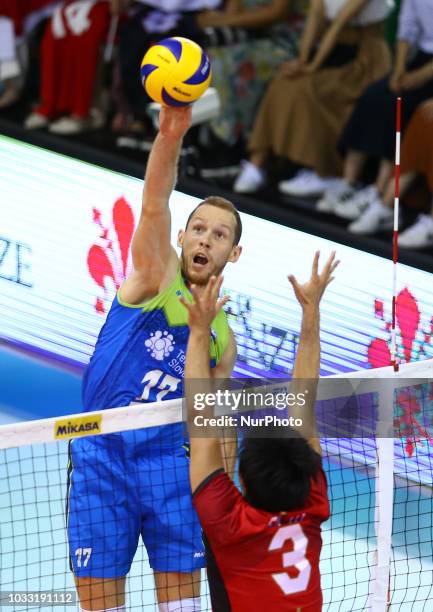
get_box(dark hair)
[185,196,242,245]
[239,428,322,513]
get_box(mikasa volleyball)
[140,37,212,106]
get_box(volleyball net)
[1,360,433,611]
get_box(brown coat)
[248,23,391,177]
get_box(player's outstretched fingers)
[179,294,193,313]
[321,251,337,279]
[203,274,218,300]
[189,283,201,305]
[322,253,339,287]
[330,258,340,275]
[206,275,229,315]
[326,264,340,288]
[288,274,307,307]
[216,294,230,314]
[179,275,229,326]
[210,275,223,303]
[288,250,340,308]
[200,275,214,310]
[312,250,320,278]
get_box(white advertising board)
[2,135,433,378]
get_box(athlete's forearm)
[292,307,320,380]
[127,108,191,276]
[185,325,226,485]
[129,133,180,273]
[185,327,214,428]
[141,107,191,215]
[186,328,212,379]
[289,306,320,439]
[141,132,182,215]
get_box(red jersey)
[0,0,56,35]
[35,0,110,119]
[193,467,330,611]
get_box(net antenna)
[391,96,402,373]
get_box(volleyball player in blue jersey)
[66,106,242,612]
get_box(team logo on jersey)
[145,330,175,361]
[54,414,102,439]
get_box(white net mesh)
[1,360,432,611]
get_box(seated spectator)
[0,0,57,109]
[320,0,433,235]
[0,15,22,108]
[198,0,306,147]
[233,0,393,196]
[24,0,114,134]
[348,99,433,247]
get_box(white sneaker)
[334,185,379,220]
[49,108,104,135]
[233,160,265,193]
[348,199,393,234]
[399,214,433,249]
[24,112,49,129]
[316,179,356,213]
[278,169,340,197]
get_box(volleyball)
[140,37,212,107]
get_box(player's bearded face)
[178,205,241,285]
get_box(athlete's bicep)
[119,247,178,305]
[130,206,172,279]
[210,329,237,475]
[189,331,236,493]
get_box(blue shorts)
[66,425,205,578]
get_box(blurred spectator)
[233,0,393,196]
[346,100,433,247]
[0,0,57,108]
[24,0,114,134]
[113,0,223,135]
[384,0,400,45]
[322,0,433,235]
[199,0,307,147]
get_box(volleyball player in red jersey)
[181,251,339,611]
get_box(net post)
[391,96,401,373]
[370,381,394,611]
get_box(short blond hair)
[186,196,242,245]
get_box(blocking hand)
[159,105,192,140]
[180,276,229,330]
[288,251,339,310]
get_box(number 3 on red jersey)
[268,524,311,595]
